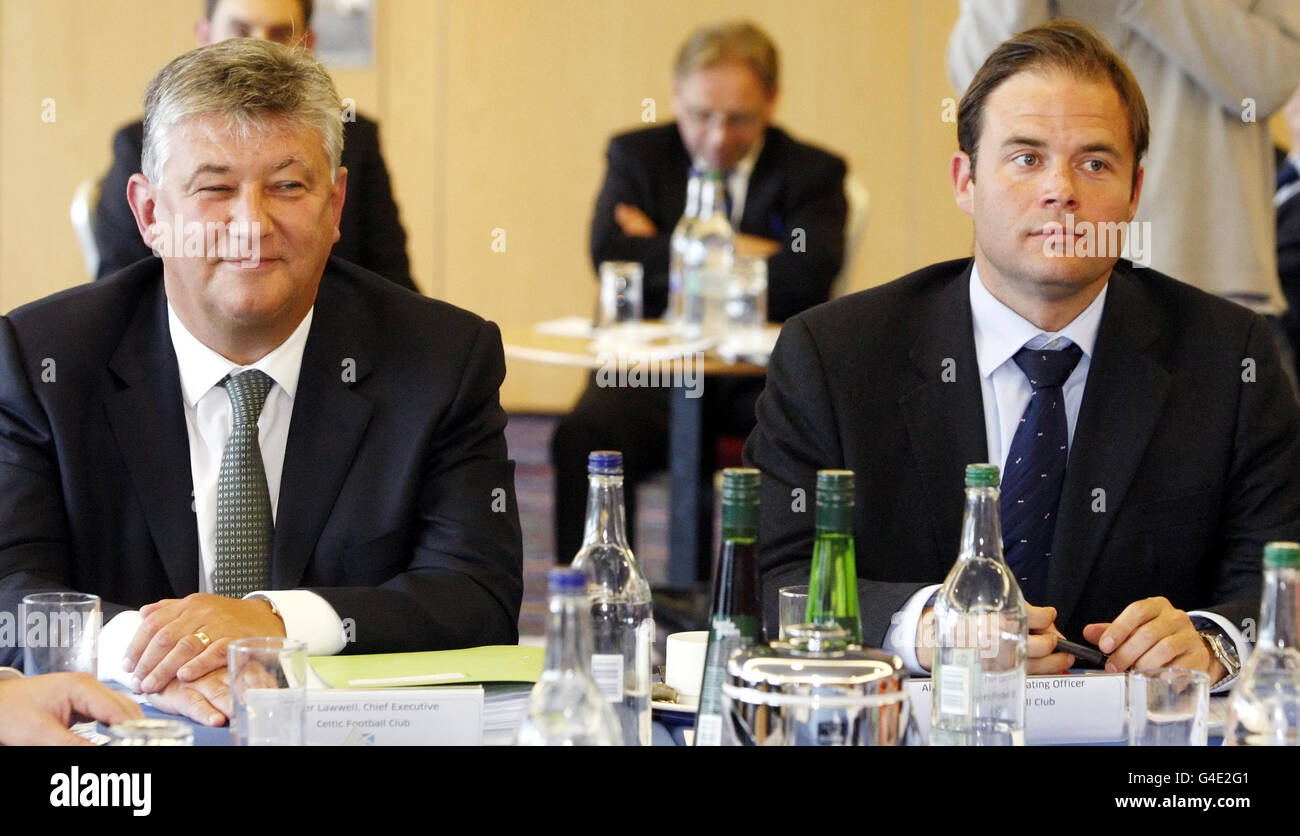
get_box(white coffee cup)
[664,630,709,705]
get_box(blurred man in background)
[552,22,848,601]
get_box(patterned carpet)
[504,414,671,638]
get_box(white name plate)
[907,673,1126,745]
[305,687,484,746]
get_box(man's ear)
[330,166,348,243]
[1128,165,1144,220]
[952,151,975,216]
[126,174,163,253]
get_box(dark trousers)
[550,373,762,577]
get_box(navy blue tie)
[1000,343,1083,605]
[721,171,735,222]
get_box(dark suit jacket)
[745,259,1300,645]
[1279,147,1300,357]
[92,115,415,290]
[0,257,521,667]
[590,123,848,320]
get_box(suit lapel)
[272,269,374,588]
[1048,267,1170,627]
[899,265,989,560]
[105,281,201,596]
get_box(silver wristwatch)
[1199,629,1241,687]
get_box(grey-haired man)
[0,40,522,726]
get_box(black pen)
[1054,637,1107,667]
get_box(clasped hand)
[123,593,285,694]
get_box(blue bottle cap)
[587,450,624,475]
[547,568,587,593]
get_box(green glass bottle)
[805,469,862,645]
[694,468,761,746]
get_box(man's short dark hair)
[204,0,315,24]
[957,20,1149,191]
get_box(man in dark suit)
[0,40,521,725]
[552,21,847,566]
[746,21,1300,690]
[91,0,414,289]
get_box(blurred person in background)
[551,21,848,602]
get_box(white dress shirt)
[99,304,347,686]
[883,265,1245,690]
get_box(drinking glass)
[229,637,307,746]
[22,592,102,741]
[778,585,809,641]
[723,255,768,352]
[1128,668,1210,746]
[597,261,644,329]
[107,718,194,746]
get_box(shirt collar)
[969,261,1108,379]
[167,303,314,409]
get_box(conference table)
[502,319,777,586]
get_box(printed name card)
[907,673,1127,744]
[305,687,484,746]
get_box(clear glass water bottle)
[681,169,734,340]
[569,450,653,746]
[931,463,1028,746]
[516,569,622,746]
[667,169,702,329]
[1226,541,1300,746]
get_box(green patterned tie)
[213,369,274,598]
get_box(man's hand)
[613,203,658,237]
[1083,597,1224,681]
[1025,605,1075,675]
[0,672,143,746]
[146,668,231,727]
[124,594,286,693]
[917,604,1075,673]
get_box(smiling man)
[92,0,414,289]
[745,21,1300,692]
[0,40,521,725]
